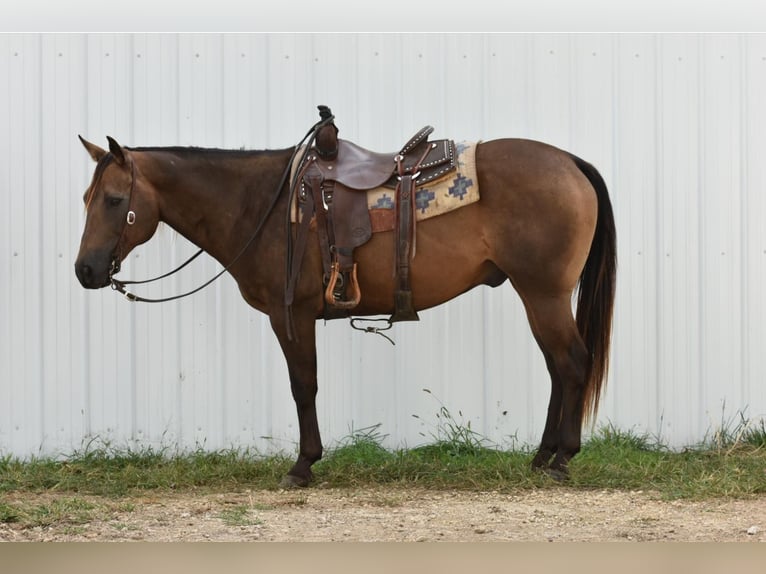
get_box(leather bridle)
[107,158,139,281]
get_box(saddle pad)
[291,141,479,231]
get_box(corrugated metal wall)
[2,33,765,458]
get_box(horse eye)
[106,196,123,207]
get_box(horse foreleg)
[270,313,322,488]
[523,294,589,480]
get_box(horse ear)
[106,135,127,165]
[79,135,107,163]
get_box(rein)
[109,116,334,303]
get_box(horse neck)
[138,148,291,263]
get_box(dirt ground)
[1,487,765,542]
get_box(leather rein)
[108,117,333,303]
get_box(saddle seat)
[309,128,457,192]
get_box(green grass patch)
[571,423,766,499]
[0,497,100,529]
[0,443,292,497]
[0,419,764,501]
[217,504,262,527]
[315,420,766,499]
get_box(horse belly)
[351,208,494,315]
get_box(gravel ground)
[1,487,765,542]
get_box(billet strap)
[388,142,435,323]
[395,173,416,292]
[390,172,419,322]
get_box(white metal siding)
[2,33,765,458]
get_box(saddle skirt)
[291,140,480,232]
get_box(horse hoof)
[279,474,310,489]
[530,449,555,470]
[544,468,569,482]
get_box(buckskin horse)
[74,115,616,486]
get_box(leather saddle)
[286,106,457,326]
[311,130,457,191]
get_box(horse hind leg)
[522,293,589,480]
[529,346,562,470]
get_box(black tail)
[569,154,617,425]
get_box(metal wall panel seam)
[738,34,749,414]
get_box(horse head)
[74,136,159,289]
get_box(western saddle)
[286,106,457,329]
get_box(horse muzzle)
[74,250,117,289]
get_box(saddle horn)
[315,105,339,161]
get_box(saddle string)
[110,114,336,303]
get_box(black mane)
[125,145,291,159]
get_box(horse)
[74,126,616,487]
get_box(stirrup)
[324,262,361,309]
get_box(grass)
[0,497,100,529]
[571,423,766,498]
[0,408,764,524]
[217,504,263,527]
[0,443,293,497]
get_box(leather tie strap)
[285,181,315,309]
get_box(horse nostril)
[75,255,113,289]
[75,261,94,286]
